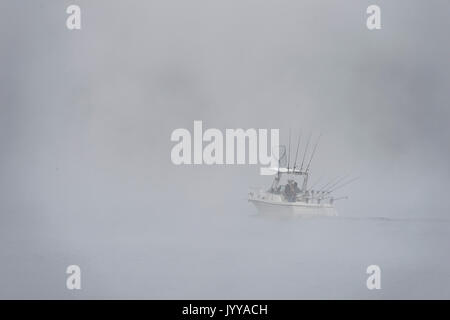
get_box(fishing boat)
[248,132,354,217]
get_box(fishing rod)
[316,174,348,198]
[321,196,349,202]
[299,132,312,172]
[287,129,291,171]
[275,145,286,175]
[305,132,322,173]
[292,131,302,172]
[324,172,352,192]
[326,177,359,194]
[318,175,341,192]
[310,176,323,189]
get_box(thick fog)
[1,1,449,298]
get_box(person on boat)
[283,182,291,200]
[293,181,300,194]
[285,180,297,202]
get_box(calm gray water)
[2,203,449,299]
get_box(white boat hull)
[249,198,338,217]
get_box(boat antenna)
[299,132,312,172]
[287,129,291,171]
[292,130,302,172]
[305,132,322,173]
